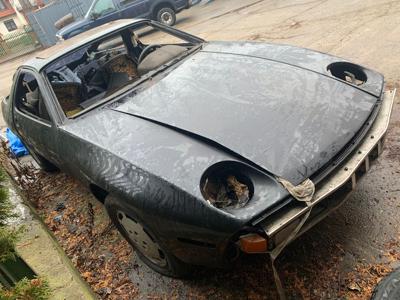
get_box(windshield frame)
[43,20,205,124]
[70,44,203,119]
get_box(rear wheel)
[105,195,192,277]
[155,7,176,26]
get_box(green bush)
[0,277,51,300]
[0,227,20,263]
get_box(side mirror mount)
[91,12,99,20]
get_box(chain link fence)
[0,26,41,61]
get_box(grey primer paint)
[2,21,384,266]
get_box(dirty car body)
[1,19,393,275]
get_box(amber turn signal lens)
[239,234,268,253]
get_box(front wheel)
[155,7,176,26]
[105,195,192,277]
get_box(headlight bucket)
[200,161,255,209]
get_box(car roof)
[23,19,146,72]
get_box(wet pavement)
[0,0,399,298]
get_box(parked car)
[56,0,194,40]
[2,19,394,277]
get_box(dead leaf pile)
[0,145,137,299]
[38,174,138,299]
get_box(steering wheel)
[137,44,162,65]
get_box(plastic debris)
[53,215,63,223]
[5,128,29,157]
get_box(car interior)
[44,23,200,118]
[15,73,50,121]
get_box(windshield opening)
[44,22,202,118]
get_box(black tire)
[155,7,176,26]
[29,148,58,172]
[105,195,192,278]
[371,268,400,300]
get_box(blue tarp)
[5,128,29,157]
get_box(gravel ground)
[1,0,399,299]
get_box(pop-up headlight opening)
[327,62,367,86]
[201,162,254,209]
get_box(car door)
[89,0,120,27]
[119,0,149,19]
[11,70,62,167]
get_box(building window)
[4,19,17,32]
[0,0,6,10]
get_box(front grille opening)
[327,62,367,86]
[369,143,380,160]
[356,160,368,178]
[273,177,354,247]
[177,237,216,249]
[270,133,386,250]
[324,178,353,205]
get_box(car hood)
[57,18,89,38]
[112,42,383,185]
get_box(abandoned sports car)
[1,19,394,277]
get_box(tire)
[29,148,58,172]
[155,7,176,26]
[371,268,400,300]
[105,195,192,277]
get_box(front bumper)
[258,90,396,250]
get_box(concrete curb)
[12,183,97,300]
